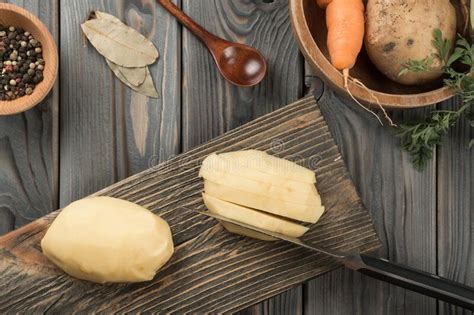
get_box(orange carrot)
[316,0,332,8]
[316,0,395,127]
[326,0,364,86]
[317,0,365,87]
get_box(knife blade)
[186,207,474,310]
[190,208,344,259]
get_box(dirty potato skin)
[365,0,456,85]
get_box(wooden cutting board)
[0,96,380,313]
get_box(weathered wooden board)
[59,0,180,206]
[0,0,59,234]
[437,97,474,315]
[0,96,380,313]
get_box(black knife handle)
[343,254,474,310]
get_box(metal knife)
[188,208,474,310]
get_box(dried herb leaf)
[107,60,147,86]
[106,59,158,98]
[133,67,158,98]
[81,17,158,67]
[119,66,147,86]
[94,11,123,23]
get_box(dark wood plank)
[0,96,380,313]
[304,77,437,314]
[59,0,181,206]
[437,97,474,315]
[181,1,305,313]
[0,0,59,234]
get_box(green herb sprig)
[397,29,474,170]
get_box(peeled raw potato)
[199,168,321,206]
[365,0,456,85]
[201,153,317,193]
[200,150,324,240]
[203,193,309,239]
[204,180,323,223]
[41,197,174,283]
[218,150,316,183]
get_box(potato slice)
[200,168,321,207]
[220,221,277,241]
[201,153,317,194]
[217,150,316,183]
[204,180,324,223]
[203,193,309,239]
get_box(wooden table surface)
[0,1,471,314]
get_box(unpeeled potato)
[365,0,456,85]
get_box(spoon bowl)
[215,44,267,87]
[157,0,267,87]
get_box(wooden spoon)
[156,0,267,87]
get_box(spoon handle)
[156,0,220,47]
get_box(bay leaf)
[106,60,147,86]
[106,59,158,98]
[119,66,147,86]
[94,11,123,23]
[81,18,159,67]
[136,67,159,98]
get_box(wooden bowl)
[0,3,58,115]
[289,0,456,109]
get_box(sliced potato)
[217,150,316,183]
[220,221,276,241]
[201,153,317,194]
[199,169,320,207]
[204,180,324,223]
[203,193,309,238]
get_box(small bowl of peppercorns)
[0,3,58,115]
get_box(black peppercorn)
[0,24,44,101]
